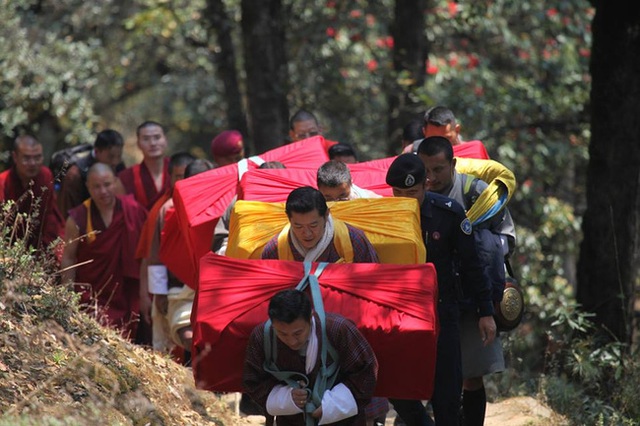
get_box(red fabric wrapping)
[239,166,393,202]
[453,140,490,159]
[165,137,332,287]
[158,207,203,289]
[237,143,488,203]
[192,253,439,399]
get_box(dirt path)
[224,394,567,425]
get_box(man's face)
[290,120,321,142]
[392,181,426,205]
[170,165,188,188]
[215,150,245,167]
[318,182,351,202]
[95,145,123,171]
[12,143,43,181]
[87,170,116,209]
[272,317,311,351]
[423,123,460,145]
[137,125,168,159]
[419,151,456,194]
[288,209,327,250]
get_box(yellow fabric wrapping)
[82,199,96,244]
[276,218,354,263]
[454,157,517,224]
[226,198,426,264]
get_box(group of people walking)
[0,106,516,425]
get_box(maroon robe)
[68,195,147,339]
[118,158,170,210]
[0,166,64,250]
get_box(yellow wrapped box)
[226,197,426,264]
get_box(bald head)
[86,163,116,209]
[13,135,40,151]
[87,162,115,179]
[12,135,43,182]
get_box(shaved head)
[13,135,40,151]
[87,162,115,179]
[86,163,116,209]
[12,135,43,181]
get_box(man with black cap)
[385,153,496,426]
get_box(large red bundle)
[159,208,199,288]
[193,253,439,399]
[163,137,333,287]
[454,140,489,159]
[239,167,392,202]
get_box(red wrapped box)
[164,137,334,288]
[192,254,438,400]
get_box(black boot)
[461,387,486,426]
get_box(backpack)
[49,144,93,187]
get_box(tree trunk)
[386,0,428,155]
[204,0,249,143]
[577,1,640,344]
[241,0,289,153]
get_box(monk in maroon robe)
[61,163,147,340]
[0,135,64,251]
[118,121,170,210]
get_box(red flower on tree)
[467,54,480,69]
[425,60,439,75]
[448,1,458,17]
[386,36,394,48]
[367,59,378,72]
[326,27,336,38]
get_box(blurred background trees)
[1,0,639,421]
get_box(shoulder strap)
[276,224,294,260]
[462,173,480,208]
[262,262,339,425]
[83,199,97,244]
[332,218,353,263]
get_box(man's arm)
[60,216,80,283]
[243,325,281,411]
[261,237,280,260]
[320,315,377,424]
[455,217,497,345]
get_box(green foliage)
[0,0,100,144]
[286,0,394,158]
[1,1,639,422]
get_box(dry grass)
[0,234,235,425]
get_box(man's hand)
[140,293,152,324]
[478,315,497,346]
[154,294,169,315]
[291,388,308,410]
[312,406,323,419]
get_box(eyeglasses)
[294,131,320,140]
